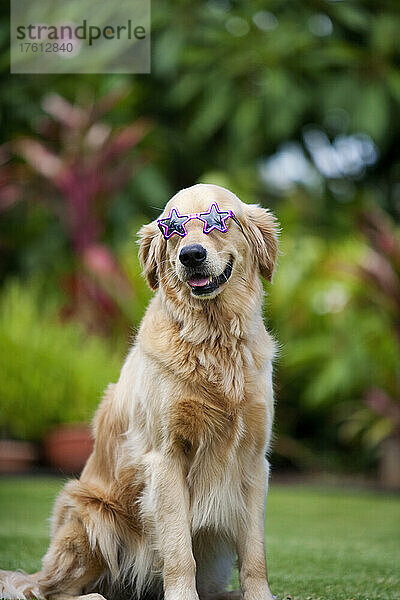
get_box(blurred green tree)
[1,1,400,220]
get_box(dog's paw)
[164,588,199,600]
[242,579,275,600]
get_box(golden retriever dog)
[0,184,279,600]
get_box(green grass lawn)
[0,478,399,600]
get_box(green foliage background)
[1,0,400,477]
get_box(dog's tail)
[0,569,44,599]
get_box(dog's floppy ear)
[137,221,163,290]
[243,204,279,281]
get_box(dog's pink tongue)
[187,277,209,287]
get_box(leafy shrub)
[269,213,400,475]
[0,279,122,441]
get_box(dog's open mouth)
[186,260,233,296]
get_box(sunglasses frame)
[157,202,244,240]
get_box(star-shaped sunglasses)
[157,202,244,240]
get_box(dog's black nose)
[179,244,207,267]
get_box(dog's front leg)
[149,452,199,600]
[236,458,274,600]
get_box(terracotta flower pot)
[0,439,38,473]
[44,424,93,474]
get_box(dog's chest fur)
[173,398,266,535]
[137,297,273,535]
[140,293,271,404]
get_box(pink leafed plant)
[4,90,150,333]
[356,210,400,485]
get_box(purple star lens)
[197,203,232,234]
[157,208,190,239]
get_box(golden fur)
[0,184,279,600]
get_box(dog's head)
[138,184,279,301]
